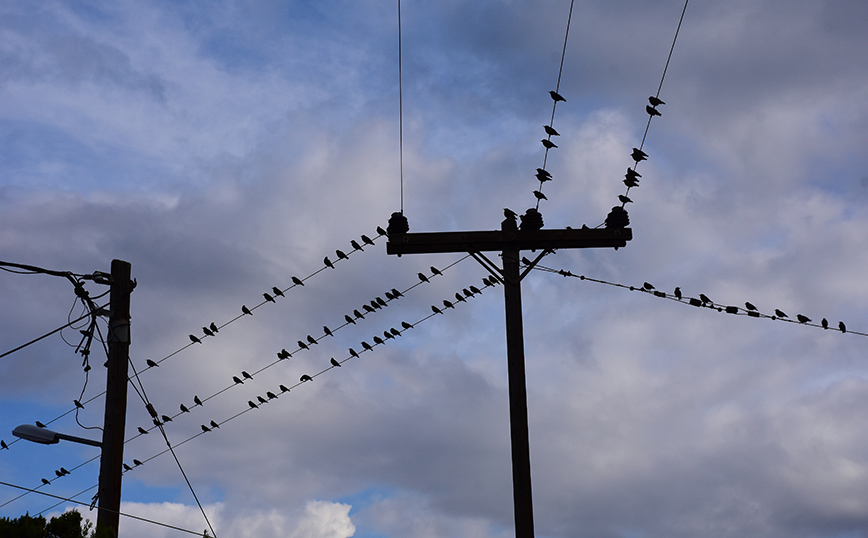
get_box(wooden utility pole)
[96,259,132,537]
[387,217,631,538]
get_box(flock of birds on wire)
[0,229,507,492]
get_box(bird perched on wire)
[336,249,348,261]
[272,287,284,298]
[631,148,648,162]
[323,256,334,269]
[533,190,548,201]
[210,322,219,334]
[146,359,159,368]
[796,314,811,324]
[544,125,560,137]
[233,376,244,385]
[541,139,558,149]
[418,272,429,283]
[821,318,828,329]
[643,282,655,291]
[774,309,787,319]
[263,292,275,303]
[646,105,662,117]
[649,96,665,107]
[674,287,682,300]
[345,314,356,325]
[137,427,149,435]
[699,294,712,305]
[536,168,552,182]
[323,326,333,337]
[242,305,252,316]
[839,321,846,333]
[210,420,220,429]
[189,334,202,344]
[202,326,214,337]
[361,234,375,246]
[242,371,253,380]
[292,276,304,286]
[300,374,313,382]
[180,404,190,413]
[549,90,566,102]
[619,195,633,205]
[330,357,342,368]
[745,302,758,311]
[194,395,203,406]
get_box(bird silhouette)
[272,287,285,297]
[279,384,290,393]
[699,294,712,304]
[363,304,375,314]
[383,331,394,340]
[307,335,318,345]
[455,292,466,303]
[345,314,356,325]
[201,425,211,432]
[351,239,363,251]
[194,395,203,406]
[292,276,304,286]
[623,175,639,188]
[362,341,372,351]
[323,256,334,269]
[133,459,143,466]
[242,305,252,316]
[180,404,190,413]
[267,391,277,400]
[430,266,442,276]
[626,168,642,180]
[263,292,275,303]
[391,288,403,298]
[619,195,633,204]
[401,321,414,329]
[631,148,648,162]
[74,400,84,409]
[233,376,244,385]
[839,321,846,333]
[137,427,149,435]
[648,96,665,107]
[385,290,396,300]
[330,357,342,368]
[376,296,387,307]
[796,314,811,323]
[646,105,662,117]
[242,371,253,380]
[745,302,758,311]
[774,309,787,319]
[376,226,387,235]
[358,235,373,248]
[418,273,429,283]
[544,125,560,136]
[643,282,655,290]
[257,396,267,404]
[533,190,548,200]
[146,359,159,368]
[431,305,443,315]
[349,348,359,358]
[336,249,348,260]
[821,318,829,329]
[248,400,258,409]
[541,139,558,149]
[123,463,133,471]
[278,349,291,359]
[353,309,365,319]
[300,374,313,382]
[674,287,682,300]
[323,326,333,337]
[36,421,46,428]
[210,322,219,333]
[535,170,552,182]
[202,327,214,337]
[55,470,63,478]
[0,440,7,450]
[42,478,50,485]
[443,300,455,309]
[209,420,220,429]
[470,285,482,295]
[161,415,172,423]
[297,340,309,351]
[549,90,566,102]
[373,336,385,345]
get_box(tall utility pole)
[96,259,132,537]
[387,218,631,538]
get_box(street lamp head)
[13,424,59,445]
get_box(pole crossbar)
[386,222,631,538]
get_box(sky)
[1,0,868,537]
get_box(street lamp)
[12,424,102,448]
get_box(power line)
[0,480,206,536]
[530,262,864,337]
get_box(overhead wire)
[529,261,865,337]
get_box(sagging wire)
[529,262,864,337]
[22,273,501,520]
[3,229,389,454]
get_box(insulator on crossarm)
[387,212,409,238]
[519,208,544,231]
[605,206,630,229]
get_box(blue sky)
[2,1,868,537]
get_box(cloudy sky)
[2,1,868,537]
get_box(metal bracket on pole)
[470,251,505,284]
[519,250,552,281]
